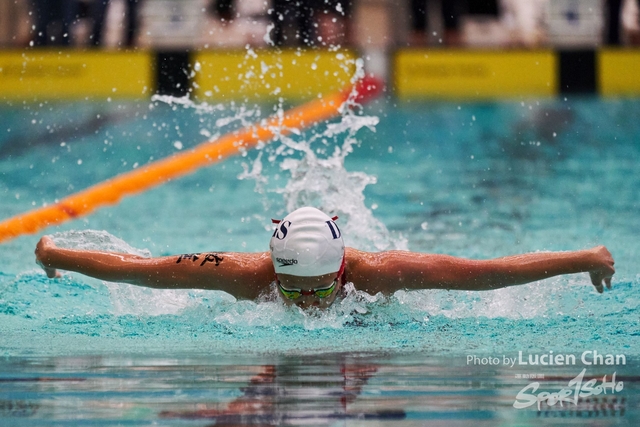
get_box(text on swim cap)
[272,219,341,240]
[272,220,291,240]
[325,220,341,239]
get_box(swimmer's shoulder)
[345,247,398,268]
[344,248,389,294]
[345,248,421,294]
[345,247,364,269]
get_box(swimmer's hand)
[588,246,615,293]
[35,236,62,278]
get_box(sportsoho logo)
[513,368,624,411]
[511,351,626,411]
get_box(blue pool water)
[0,94,639,425]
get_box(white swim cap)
[270,207,345,277]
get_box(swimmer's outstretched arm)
[346,246,615,294]
[35,236,273,300]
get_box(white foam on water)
[51,230,150,256]
[50,230,207,316]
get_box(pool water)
[0,94,639,425]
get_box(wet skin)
[35,237,616,305]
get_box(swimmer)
[34,207,615,309]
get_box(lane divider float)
[0,76,383,243]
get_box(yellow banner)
[0,50,152,100]
[193,49,357,101]
[395,50,557,100]
[599,49,640,96]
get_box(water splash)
[28,56,607,331]
[51,229,151,256]
[50,230,204,316]
[236,60,405,251]
[36,226,619,334]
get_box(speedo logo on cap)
[276,257,298,267]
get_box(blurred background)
[1,0,639,100]
[2,0,640,50]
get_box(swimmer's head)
[269,207,345,277]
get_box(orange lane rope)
[0,77,383,244]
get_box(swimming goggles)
[277,279,337,300]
